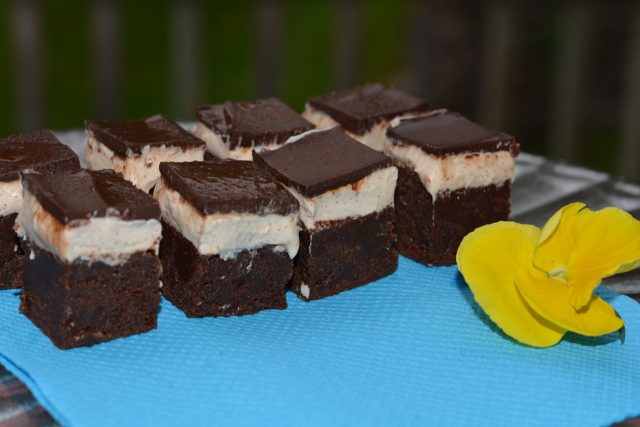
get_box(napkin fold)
[0,257,638,427]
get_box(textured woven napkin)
[0,257,638,427]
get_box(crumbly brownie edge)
[0,214,26,289]
[20,246,161,349]
[160,222,290,317]
[290,206,397,301]
[395,167,511,266]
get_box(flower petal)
[533,202,589,277]
[534,204,640,309]
[515,267,624,337]
[565,207,640,308]
[537,202,586,246]
[457,222,565,347]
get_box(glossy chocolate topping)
[0,130,80,182]
[22,169,160,224]
[85,114,205,157]
[253,127,391,198]
[387,112,519,156]
[307,83,429,135]
[159,160,298,216]
[196,98,314,148]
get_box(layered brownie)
[253,127,398,301]
[155,161,299,316]
[386,112,519,265]
[0,130,80,289]
[18,170,162,349]
[194,98,315,160]
[85,114,206,192]
[303,83,429,152]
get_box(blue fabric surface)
[0,257,638,427]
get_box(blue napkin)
[0,257,638,427]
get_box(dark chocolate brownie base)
[20,246,161,349]
[160,222,291,317]
[395,167,511,266]
[291,207,397,301]
[0,214,26,289]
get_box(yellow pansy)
[533,202,640,310]
[457,203,639,347]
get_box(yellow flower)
[456,203,640,347]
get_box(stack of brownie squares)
[0,130,80,289]
[1,83,519,349]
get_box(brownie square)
[19,169,162,349]
[0,130,80,289]
[155,161,299,316]
[386,112,519,265]
[303,84,429,152]
[195,98,314,160]
[85,114,205,192]
[253,128,399,301]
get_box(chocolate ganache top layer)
[159,160,299,216]
[196,98,314,148]
[307,83,429,135]
[0,130,80,182]
[387,112,519,156]
[253,127,391,198]
[22,169,160,224]
[86,114,205,157]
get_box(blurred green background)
[1,0,639,180]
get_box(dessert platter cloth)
[0,257,638,427]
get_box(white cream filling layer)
[386,142,515,197]
[302,105,341,130]
[17,190,162,265]
[85,136,206,192]
[193,122,318,161]
[287,166,397,230]
[302,104,436,152]
[154,179,299,259]
[0,179,23,216]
